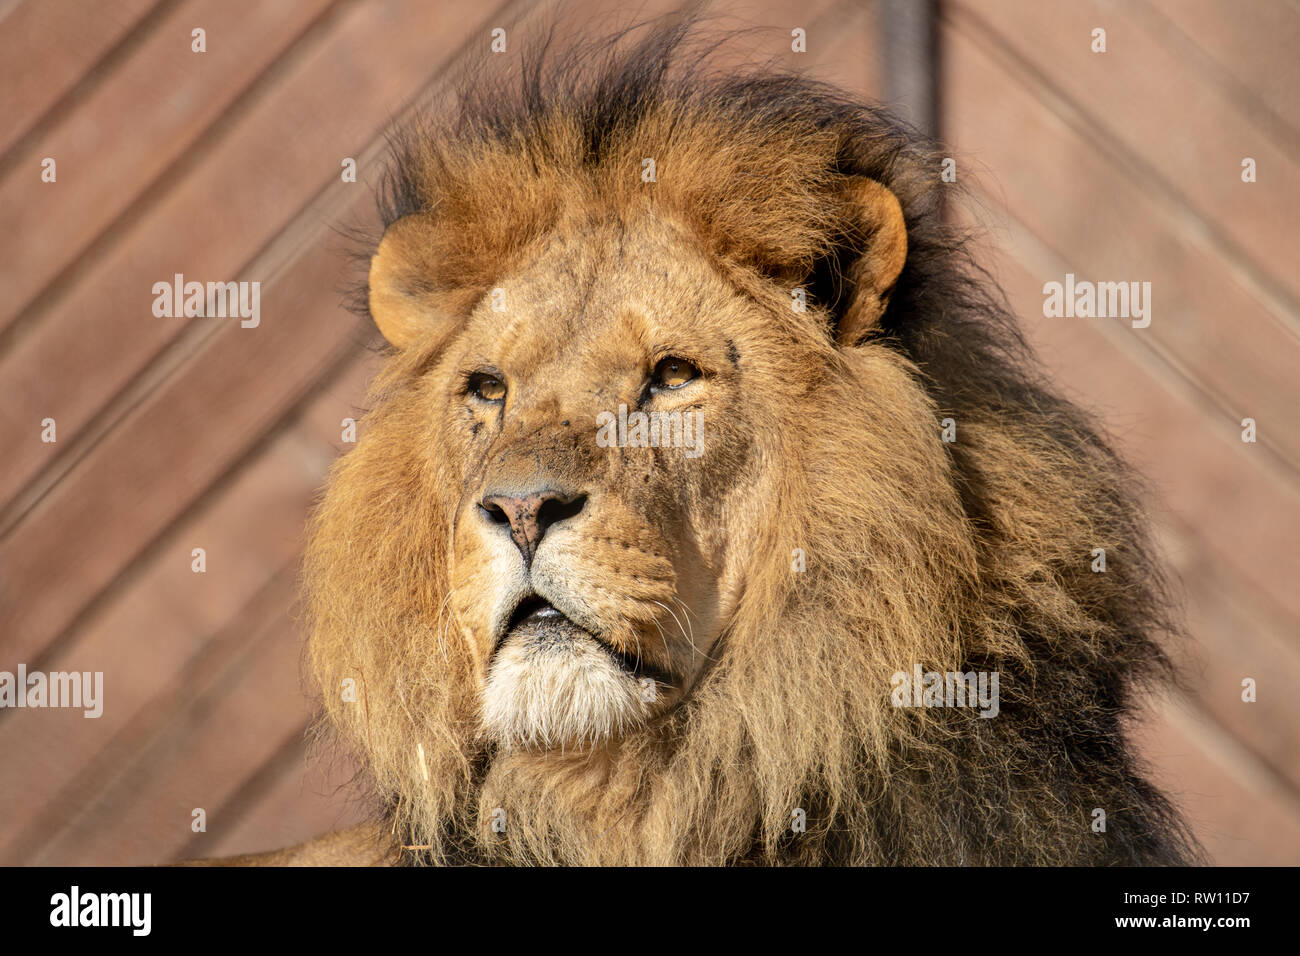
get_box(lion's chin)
[481,617,649,750]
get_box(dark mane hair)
[326,14,1201,865]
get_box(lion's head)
[305,23,1198,865]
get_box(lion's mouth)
[505,594,566,632]
[498,593,673,684]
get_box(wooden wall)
[0,0,1294,865]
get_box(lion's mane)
[305,20,1199,865]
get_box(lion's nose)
[478,489,587,566]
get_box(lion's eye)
[652,356,698,390]
[469,373,506,402]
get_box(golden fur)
[298,22,1198,866]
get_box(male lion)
[233,23,1200,865]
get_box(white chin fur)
[483,632,647,749]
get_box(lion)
[220,21,1201,866]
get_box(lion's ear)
[368,215,460,350]
[833,177,908,348]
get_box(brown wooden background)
[0,0,1296,866]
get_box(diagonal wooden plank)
[0,0,163,160]
[942,17,1300,478]
[1160,518,1300,796]
[0,0,339,337]
[175,732,366,862]
[0,240,371,667]
[1144,0,1300,149]
[1137,695,1300,865]
[26,567,312,865]
[0,354,376,864]
[947,0,1300,347]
